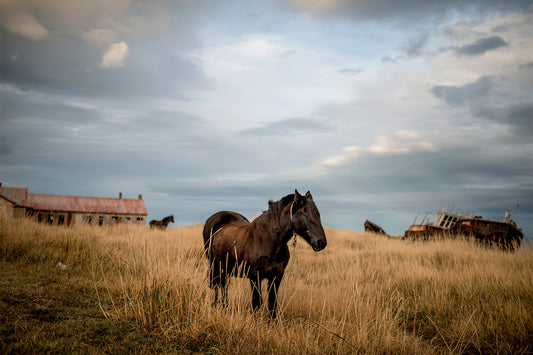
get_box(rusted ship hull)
[450,218,523,250]
[364,220,387,235]
[405,218,523,250]
[404,224,445,240]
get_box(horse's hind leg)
[249,276,262,311]
[219,270,229,307]
[209,262,229,308]
[209,262,221,306]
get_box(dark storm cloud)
[475,101,533,138]
[381,55,400,63]
[429,76,496,106]
[321,143,531,198]
[454,35,509,56]
[0,86,104,165]
[429,76,532,141]
[239,117,329,136]
[0,83,217,192]
[0,0,225,102]
[0,31,210,100]
[0,86,103,126]
[381,32,430,63]
[403,33,429,58]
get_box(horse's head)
[170,215,175,223]
[291,190,327,252]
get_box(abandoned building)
[0,183,147,226]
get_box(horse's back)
[203,211,249,253]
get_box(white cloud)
[100,41,129,68]
[317,131,437,170]
[320,146,362,168]
[369,131,437,154]
[2,12,48,40]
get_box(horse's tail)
[202,215,219,261]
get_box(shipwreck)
[404,203,523,250]
[364,220,388,236]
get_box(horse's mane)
[267,194,294,233]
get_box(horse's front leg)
[267,274,283,319]
[249,276,262,311]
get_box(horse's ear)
[305,191,313,199]
[294,189,304,206]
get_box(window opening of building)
[58,214,65,225]
[99,216,104,226]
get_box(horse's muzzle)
[312,239,327,252]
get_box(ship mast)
[503,203,519,223]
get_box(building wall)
[0,197,14,218]
[31,210,146,226]
[14,206,27,219]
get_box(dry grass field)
[1,216,532,354]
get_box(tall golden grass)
[1,217,532,354]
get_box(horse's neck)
[254,204,293,244]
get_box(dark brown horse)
[149,215,174,230]
[202,190,327,318]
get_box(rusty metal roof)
[26,194,147,215]
[0,186,28,205]
[0,184,147,215]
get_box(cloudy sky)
[1,0,532,237]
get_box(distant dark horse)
[149,215,174,230]
[202,190,327,318]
